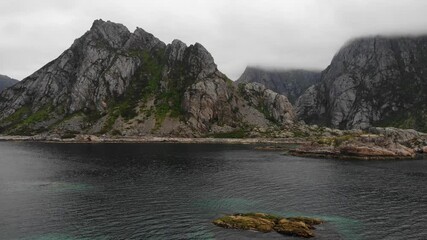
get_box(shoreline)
[1,134,424,160]
[0,135,308,145]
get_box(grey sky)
[1,0,427,80]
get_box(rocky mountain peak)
[0,20,295,136]
[166,39,188,62]
[296,34,427,132]
[87,19,131,49]
[186,43,217,80]
[125,27,166,51]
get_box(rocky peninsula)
[1,124,426,160]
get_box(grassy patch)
[210,129,249,138]
[292,129,310,138]
[21,105,53,125]
[0,106,31,126]
[100,112,119,134]
[241,213,282,223]
[375,110,427,133]
[61,133,76,139]
[316,134,356,147]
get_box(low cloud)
[1,0,427,80]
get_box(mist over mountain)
[236,67,321,104]
[0,75,18,93]
[296,35,427,132]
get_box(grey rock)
[240,83,296,124]
[368,127,426,143]
[0,19,295,136]
[297,36,427,132]
[236,67,320,104]
[0,75,18,93]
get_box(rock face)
[237,67,320,104]
[0,75,18,93]
[296,36,427,132]
[213,213,323,238]
[239,83,295,124]
[0,20,295,136]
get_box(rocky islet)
[213,213,323,238]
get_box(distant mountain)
[0,75,18,92]
[236,67,321,104]
[296,35,427,132]
[0,20,295,136]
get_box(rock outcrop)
[296,36,427,132]
[0,75,18,93]
[237,67,320,104]
[290,129,417,160]
[239,83,295,124]
[0,20,295,136]
[213,213,323,238]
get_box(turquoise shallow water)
[0,142,426,240]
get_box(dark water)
[0,142,426,240]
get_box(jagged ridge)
[0,20,295,137]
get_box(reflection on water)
[0,142,426,240]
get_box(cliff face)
[0,20,295,136]
[296,36,427,132]
[0,75,18,93]
[236,67,320,104]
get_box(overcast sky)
[1,0,427,80]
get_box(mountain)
[236,67,321,104]
[0,20,295,136]
[0,75,18,92]
[296,35,427,132]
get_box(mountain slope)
[296,35,427,132]
[0,75,18,92]
[0,20,295,136]
[236,67,320,104]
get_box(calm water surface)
[0,142,426,240]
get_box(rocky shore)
[213,213,323,238]
[289,127,427,160]
[1,126,426,160]
[0,134,305,145]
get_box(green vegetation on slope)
[101,47,193,133]
[374,110,427,133]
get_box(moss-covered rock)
[213,213,323,238]
[274,219,314,238]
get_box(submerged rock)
[213,213,323,238]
